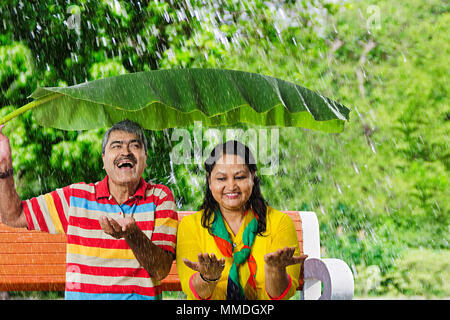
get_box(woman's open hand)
[264,247,307,298]
[183,253,225,282]
[264,246,307,269]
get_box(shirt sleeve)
[21,185,71,234]
[264,210,302,300]
[152,185,178,256]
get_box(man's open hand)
[99,215,138,239]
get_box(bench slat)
[0,232,66,243]
[0,243,66,254]
[0,265,66,276]
[0,276,65,291]
[0,254,65,265]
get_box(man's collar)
[134,177,148,199]
[95,176,148,200]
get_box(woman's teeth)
[225,193,239,197]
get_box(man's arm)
[0,125,27,228]
[125,220,174,281]
[99,216,174,281]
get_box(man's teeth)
[118,162,133,168]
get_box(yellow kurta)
[176,207,301,300]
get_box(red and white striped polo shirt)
[21,176,178,300]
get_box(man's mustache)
[114,155,137,166]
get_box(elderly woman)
[176,140,307,300]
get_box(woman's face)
[208,153,254,214]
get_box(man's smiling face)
[102,130,147,187]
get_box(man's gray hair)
[101,119,148,154]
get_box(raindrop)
[433,201,440,212]
[176,8,186,22]
[166,48,175,60]
[368,196,375,209]
[385,175,392,189]
[336,183,342,195]
[292,37,297,47]
[418,134,424,144]
[369,139,376,153]
[400,51,407,62]
[352,162,360,174]
[391,137,398,148]
[319,205,325,215]
[163,10,170,23]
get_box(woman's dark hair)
[200,140,268,235]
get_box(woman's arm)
[263,211,307,299]
[183,253,225,299]
[264,247,307,298]
[176,215,226,299]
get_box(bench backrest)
[0,211,314,292]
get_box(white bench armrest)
[303,257,354,300]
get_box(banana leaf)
[0,68,350,132]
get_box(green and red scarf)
[211,208,258,300]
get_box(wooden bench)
[0,211,354,299]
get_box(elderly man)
[0,119,177,300]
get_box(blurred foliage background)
[0,0,448,299]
